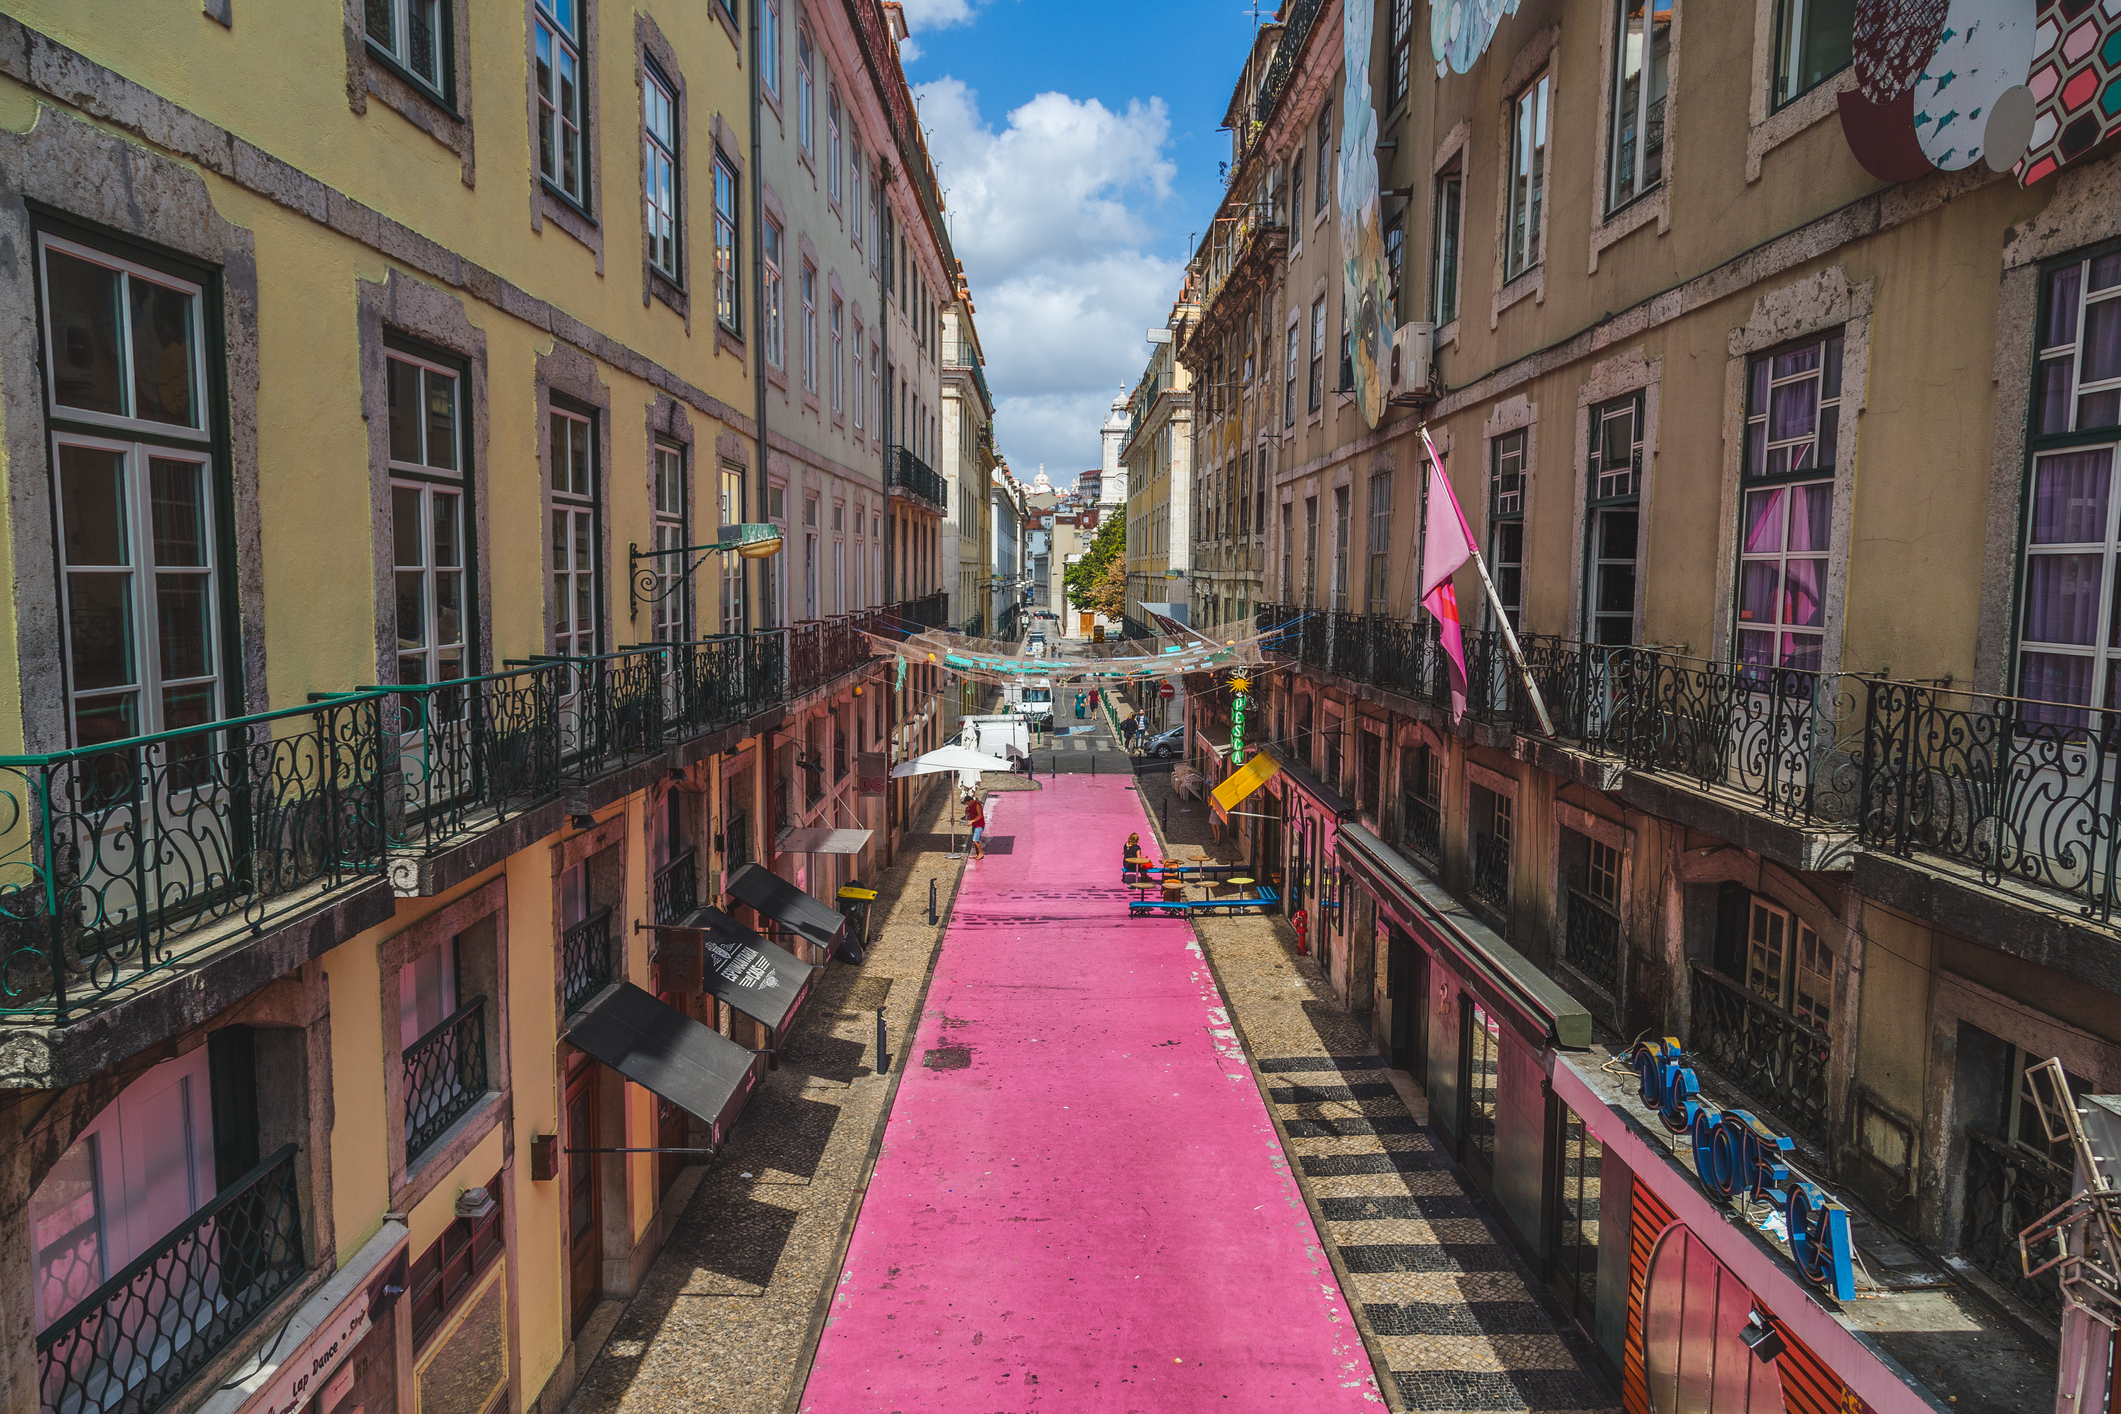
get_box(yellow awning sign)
[1211,750,1281,814]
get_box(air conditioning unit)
[1389,322,1435,400]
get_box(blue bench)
[1128,885,1280,918]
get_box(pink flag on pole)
[1419,432,1476,720]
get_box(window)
[1432,168,1463,326]
[388,348,470,686]
[644,61,680,281]
[1771,0,1855,111]
[1745,895,1834,1033]
[1304,495,1319,606]
[1586,393,1643,645]
[830,295,845,414]
[827,87,844,207]
[1489,429,1526,633]
[714,157,740,333]
[797,28,815,156]
[1738,333,1842,671]
[719,463,745,635]
[1472,785,1512,916]
[1506,76,1550,282]
[1280,502,1294,600]
[804,493,820,620]
[2035,249,2121,439]
[1331,486,1351,612]
[1315,100,1332,213]
[851,146,866,250]
[1606,0,1671,212]
[761,0,780,98]
[1308,298,1327,413]
[1338,298,1353,392]
[1402,741,1443,864]
[1384,214,1405,316]
[40,233,223,747]
[870,341,881,442]
[1284,324,1299,428]
[1462,999,1501,1169]
[852,319,865,429]
[1289,154,1305,239]
[1550,1103,1603,1329]
[549,404,598,657]
[650,442,687,642]
[534,0,588,208]
[367,0,451,99]
[1386,0,1414,113]
[801,262,818,394]
[406,1164,504,1346]
[763,221,785,368]
[1367,473,1392,612]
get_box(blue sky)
[896,0,1268,486]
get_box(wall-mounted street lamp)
[628,522,783,622]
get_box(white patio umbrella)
[892,746,1014,858]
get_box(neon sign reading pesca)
[1628,1038,1856,1301]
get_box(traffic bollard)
[1162,797,1169,832]
[876,1007,888,1074]
[928,877,938,924]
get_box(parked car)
[1144,724,1185,759]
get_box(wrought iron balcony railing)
[654,848,698,927]
[941,339,994,415]
[884,591,950,633]
[38,1143,304,1414]
[1402,796,1442,872]
[404,994,488,1162]
[1471,832,1511,917]
[1962,1127,2072,1320]
[786,611,880,702]
[888,446,947,511]
[1253,0,1326,125]
[389,664,562,855]
[1563,891,1622,1002]
[561,905,615,1015]
[1687,961,1830,1147]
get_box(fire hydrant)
[1293,908,1308,957]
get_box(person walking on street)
[965,792,988,861]
[1075,692,1086,720]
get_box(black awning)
[1276,756,1358,821]
[564,982,757,1145]
[659,906,821,1035]
[727,862,847,953]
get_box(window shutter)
[208,1024,260,1187]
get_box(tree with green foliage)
[1063,507,1126,613]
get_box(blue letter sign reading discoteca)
[1627,1039,1856,1301]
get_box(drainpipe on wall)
[749,0,770,636]
[879,163,897,860]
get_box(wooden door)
[565,1061,601,1331]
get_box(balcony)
[941,338,994,416]
[653,847,697,926]
[1193,200,1288,342]
[403,994,488,1163]
[786,610,880,702]
[1252,0,1325,127]
[1962,1127,2073,1320]
[38,1144,304,1414]
[561,905,614,1015]
[886,591,950,632]
[888,446,947,513]
[1687,962,1831,1147]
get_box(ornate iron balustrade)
[1253,0,1326,124]
[1471,832,1511,916]
[1403,797,1442,871]
[1687,961,1830,1147]
[1962,1127,2072,1320]
[404,995,488,1162]
[1196,201,1288,329]
[671,632,783,739]
[1328,612,1368,679]
[37,1143,304,1414]
[0,695,391,1022]
[557,645,671,786]
[1564,890,1622,1000]
[561,906,614,1015]
[941,339,994,415]
[885,591,950,632]
[1858,680,2121,923]
[888,446,947,511]
[786,613,875,701]
[390,665,562,856]
[654,848,697,926]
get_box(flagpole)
[1420,428,1556,737]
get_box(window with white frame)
[797,28,815,156]
[870,340,881,441]
[828,88,844,207]
[719,462,745,635]
[1368,472,1393,613]
[367,0,452,99]
[1606,0,1670,213]
[1314,99,1332,213]
[549,403,598,657]
[1506,74,1549,281]
[1386,0,1413,113]
[388,348,470,687]
[765,483,787,626]
[830,295,845,415]
[1745,895,1833,1034]
[2021,249,2121,721]
[763,220,785,368]
[853,319,866,430]
[851,143,865,249]
[1489,429,1526,632]
[1586,392,1643,646]
[1284,324,1298,428]
[1309,297,1327,412]
[804,493,820,620]
[1331,485,1351,612]
[714,156,739,334]
[644,60,680,281]
[1433,165,1463,325]
[650,441,687,643]
[1737,332,1841,671]
[534,0,588,208]
[761,0,781,98]
[1771,0,1854,111]
[801,262,818,394]
[39,232,222,747]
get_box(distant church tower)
[1099,386,1129,506]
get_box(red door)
[565,1061,601,1332]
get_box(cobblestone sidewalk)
[559,787,968,1414]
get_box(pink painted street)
[801,775,1381,1411]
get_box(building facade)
[1182,0,2121,1407]
[0,9,986,1414]
[1122,306,1196,735]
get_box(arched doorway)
[1642,1223,1786,1413]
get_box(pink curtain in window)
[2030,448,2112,544]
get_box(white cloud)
[896,36,923,62]
[917,78,1184,481]
[897,0,978,30]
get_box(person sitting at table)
[1123,832,1144,878]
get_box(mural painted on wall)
[1430,0,1524,76]
[1837,0,2120,186]
[1341,0,1391,429]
